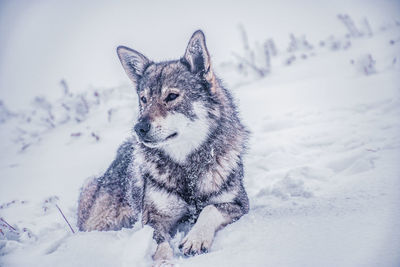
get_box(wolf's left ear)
[117,46,150,85]
[184,30,212,76]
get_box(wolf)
[77,30,249,264]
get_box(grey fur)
[77,30,249,261]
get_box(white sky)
[0,0,399,109]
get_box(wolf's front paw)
[153,242,174,265]
[152,260,175,267]
[179,226,214,256]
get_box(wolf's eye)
[141,96,147,104]
[165,93,179,102]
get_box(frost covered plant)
[0,100,15,123]
[287,33,313,53]
[1,81,134,152]
[283,33,315,66]
[319,35,351,51]
[32,96,56,129]
[230,25,276,78]
[338,14,374,40]
[0,217,20,241]
[338,14,364,38]
[351,54,376,75]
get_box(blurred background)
[1,0,399,108]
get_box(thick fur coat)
[77,30,249,264]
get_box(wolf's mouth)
[165,132,178,140]
[142,139,157,145]
[141,139,161,149]
[141,132,178,147]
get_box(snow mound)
[1,15,400,267]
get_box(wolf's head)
[117,30,221,163]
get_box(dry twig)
[1,217,16,231]
[55,204,75,234]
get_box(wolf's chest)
[174,167,227,204]
[139,146,236,204]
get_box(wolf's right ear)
[117,46,150,85]
[183,30,211,75]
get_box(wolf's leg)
[179,205,227,255]
[78,176,137,232]
[78,178,136,231]
[179,201,248,256]
[143,207,177,263]
[81,188,136,231]
[142,189,188,264]
[147,217,176,264]
[152,242,174,267]
[77,177,99,231]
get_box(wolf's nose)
[134,120,151,138]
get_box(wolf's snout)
[134,120,151,138]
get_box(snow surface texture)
[1,8,400,267]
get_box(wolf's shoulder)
[99,138,138,186]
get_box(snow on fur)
[1,8,400,267]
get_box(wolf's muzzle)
[134,119,151,139]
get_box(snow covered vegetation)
[1,1,400,266]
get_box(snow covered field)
[1,1,400,266]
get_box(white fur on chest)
[160,102,210,163]
[146,185,187,214]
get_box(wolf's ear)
[117,46,150,84]
[183,30,211,75]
